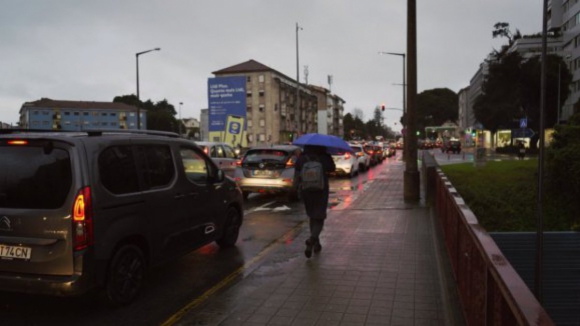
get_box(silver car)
[233,145,301,200]
[195,141,239,177]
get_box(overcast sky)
[0,0,543,131]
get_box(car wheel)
[106,244,146,307]
[216,207,242,248]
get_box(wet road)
[0,153,402,326]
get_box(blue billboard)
[208,76,247,146]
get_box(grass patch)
[440,160,573,232]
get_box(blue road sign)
[520,118,527,128]
[512,128,535,138]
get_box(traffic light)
[381,104,385,112]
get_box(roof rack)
[0,129,179,138]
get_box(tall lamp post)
[136,47,161,130]
[295,23,303,140]
[379,51,406,160]
[179,102,183,137]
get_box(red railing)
[434,169,554,326]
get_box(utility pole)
[404,0,420,201]
[295,23,303,140]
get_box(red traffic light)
[381,104,385,111]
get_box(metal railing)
[431,167,554,325]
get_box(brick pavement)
[174,161,453,326]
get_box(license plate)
[0,244,32,260]
[253,170,271,176]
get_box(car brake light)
[7,140,28,145]
[72,186,93,251]
[236,160,242,167]
[344,152,351,160]
[203,147,209,155]
[286,159,295,167]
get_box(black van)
[0,130,243,305]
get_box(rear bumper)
[237,178,295,193]
[0,250,95,297]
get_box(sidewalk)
[174,161,458,326]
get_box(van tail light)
[344,152,351,160]
[286,159,295,168]
[7,140,28,145]
[72,186,93,251]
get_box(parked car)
[194,141,239,177]
[372,143,384,163]
[233,145,301,200]
[384,142,396,158]
[332,150,359,177]
[363,144,379,166]
[350,144,370,172]
[443,139,462,154]
[0,129,244,306]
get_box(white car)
[332,151,359,177]
[194,141,239,177]
[349,144,370,172]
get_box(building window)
[92,112,99,116]
[247,91,252,97]
[43,121,49,125]
[259,90,264,97]
[247,120,253,128]
[33,111,39,115]
[259,105,264,112]
[43,111,49,115]
[101,122,107,126]
[74,112,79,116]
[110,112,116,116]
[64,112,70,116]
[258,75,265,83]
[247,106,252,112]
[92,121,99,126]
[84,121,89,125]
[65,121,71,125]
[83,112,89,116]
[111,122,117,126]
[130,112,135,117]
[247,76,251,82]
[101,112,107,116]
[259,119,265,127]
[258,134,266,141]
[33,121,39,125]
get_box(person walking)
[295,145,336,258]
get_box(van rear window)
[0,146,72,209]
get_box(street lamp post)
[179,102,183,137]
[136,47,161,130]
[379,51,406,160]
[295,23,303,140]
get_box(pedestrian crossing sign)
[520,118,527,128]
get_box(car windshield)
[350,146,362,153]
[243,149,289,163]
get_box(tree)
[113,95,179,132]
[416,88,458,136]
[492,22,521,44]
[473,52,572,147]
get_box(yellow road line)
[160,221,306,326]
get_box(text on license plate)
[253,170,271,176]
[0,244,32,260]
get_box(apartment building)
[211,60,345,146]
[309,84,345,137]
[19,98,142,130]
[549,0,580,118]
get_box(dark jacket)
[295,145,336,219]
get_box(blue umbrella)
[293,133,354,154]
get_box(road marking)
[160,221,307,326]
[272,205,291,212]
